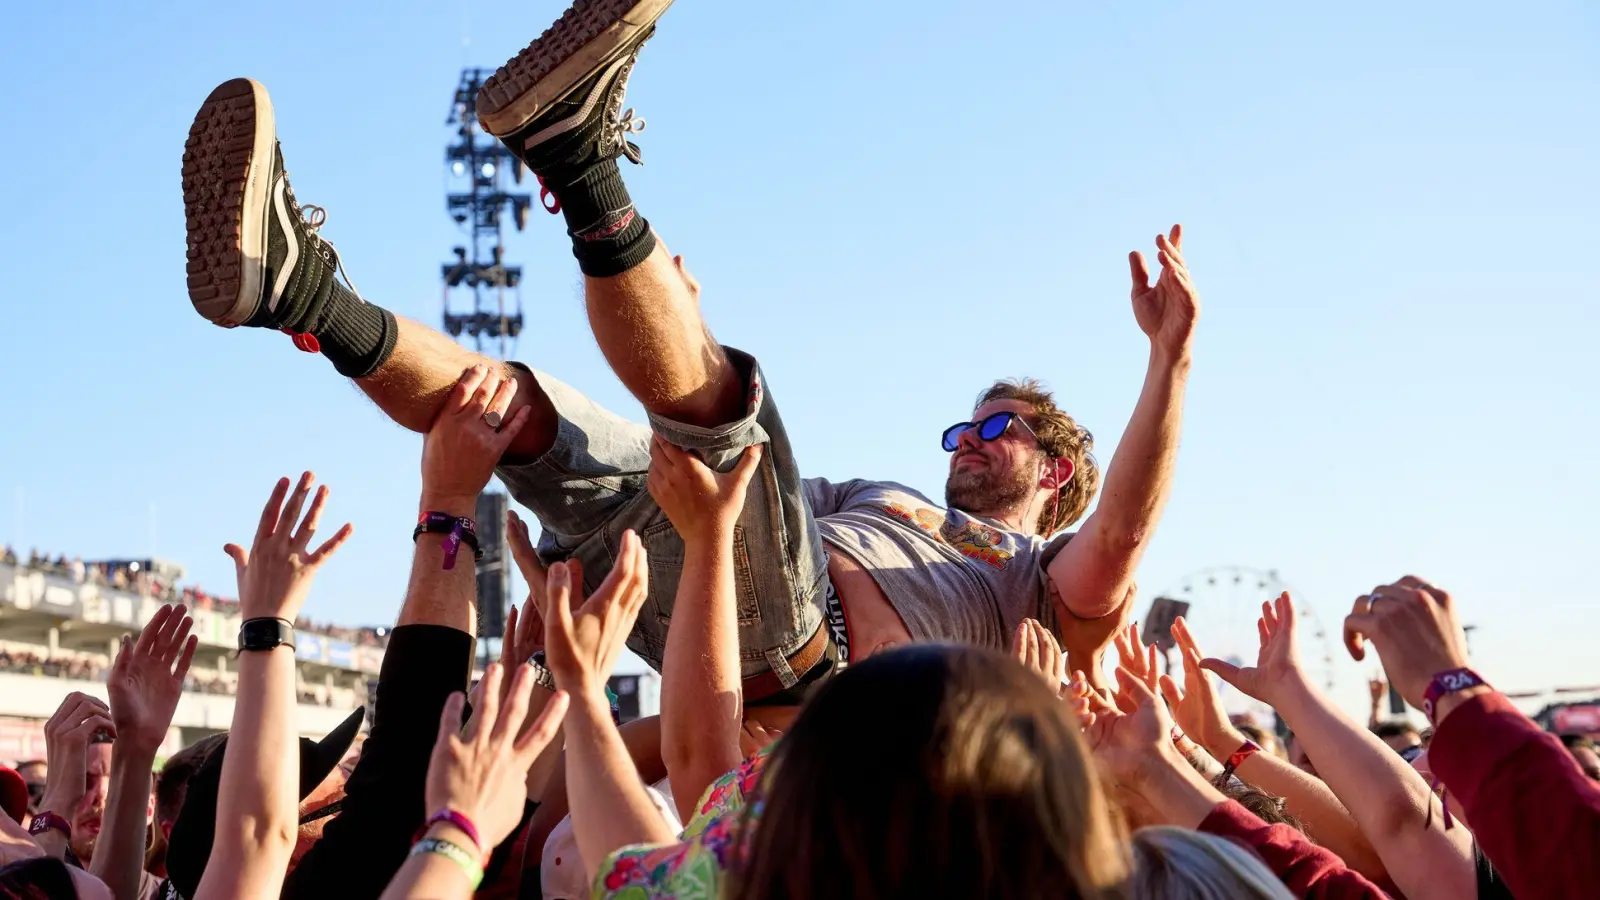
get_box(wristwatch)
[28,811,70,839]
[239,617,296,652]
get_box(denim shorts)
[496,348,830,688]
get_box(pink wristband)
[418,809,484,856]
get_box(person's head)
[1232,723,1282,760]
[1560,735,1600,780]
[944,380,1099,536]
[0,857,113,900]
[69,736,115,863]
[733,644,1128,900]
[154,736,227,841]
[1372,721,1422,756]
[13,762,45,809]
[1214,778,1304,832]
[1128,827,1294,900]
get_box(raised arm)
[1158,616,1388,884]
[197,473,353,900]
[544,537,678,879]
[1346,576,1600,900]
[648,437,765,823]
[1048,225,1197,619]
[94,605,198,900]
[32,692,117,860]
[1204,592,1473,900]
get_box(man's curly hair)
[977,378,1101,535]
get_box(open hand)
[108,604,198,756]
[1011,618,1067,695]
[1085,668,1176,787]
[1342,576,1473,712]
[421,365,531,510]
[1199,592,1308,708]
[1157,616,1247,760]
[543,531,649,702]
[426,664,569,855]
[1130,224,1199,359]
[39,693,115,819]
[1113,622,1160,694]
[224,473,353,621]
[646,438,764,548]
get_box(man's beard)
[945,462,1035,519]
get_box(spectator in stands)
[1561,735,1600,781]
[1,546,16,566]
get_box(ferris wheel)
[1143,566,1340,718]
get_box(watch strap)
[239,617,296,652]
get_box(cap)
[0,767,28,824]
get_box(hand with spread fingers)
[1084,668,1179,788]
[1112,622,1160,694]
[1157,616,1247,761]
[646,437,764,548]
[1342,577,1474,712]
[1011,618,1067,695]
[543,531,650,703]
[224,472,354,621]
[38,692,116,823]
[108,604,199,756]
[422,364,532,511]
[1130,224,1200,359]
[426,664,570,855]
[1197,592,1308,709]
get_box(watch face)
[240,619,292,650]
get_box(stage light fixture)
[451,160,466,176]
[481,162,496,179]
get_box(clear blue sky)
[2,0,1596,713]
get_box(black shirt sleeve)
[281,624,473,900]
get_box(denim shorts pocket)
[641,519,762,627]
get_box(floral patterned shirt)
[592,748,770,899]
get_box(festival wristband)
[1221,739,1261,781]
[1422,667,1488,724]
[417,809,484,856]
[28,811,70,839]
[413,512,483,570]
[410,837,483,889]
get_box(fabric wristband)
[418,809,484,856]
[1422,667,1488,725]
[28,811,70,838]
[411,837,483,889]
[1221,739,1262,781]
[413,512,483,570]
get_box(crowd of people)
[3,1,1597,898]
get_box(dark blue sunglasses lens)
[941,423,971,452]
[978,413,1014,441]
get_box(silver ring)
[483,410,503,430]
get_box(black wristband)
[239,617,296,652]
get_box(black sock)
[310,280,398,379]
[547,159,656,277]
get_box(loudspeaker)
[475,492,511,640]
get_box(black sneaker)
[476,0,673,179]
[182,78,354,336]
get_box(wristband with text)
[417,809,484,856]
[410,837,483,889]
[413,512,483,570]
[1221,739,1262,781]
[28,811,70,839]
[1422,667,1488,724]
[238,617,296,652]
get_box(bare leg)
[583,245,745,429]
[354,316,558,459]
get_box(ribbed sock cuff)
[315,281,399,379]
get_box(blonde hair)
[1129,827,1295,900]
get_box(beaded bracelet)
[411,837,483,889]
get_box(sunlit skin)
[69,742,113,863]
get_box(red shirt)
[1430,691,1600,900]
[1200,800,1389,899]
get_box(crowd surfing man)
[179,0,1198,704]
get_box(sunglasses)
[941,411,1041,453]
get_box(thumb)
[727,443,765,489]
[1198,657,1243,685]
[1343,613,1376,661]
[223,543,248,573]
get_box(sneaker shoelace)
[280,173,369,352]
[536,108,648,215]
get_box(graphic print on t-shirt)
[875,502,1014,570]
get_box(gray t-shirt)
[804,478,1071,650]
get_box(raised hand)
[1157,616,1247,760]
[543,531,649,702]
[1011,618,1067,695]
[1129,224,1200,359]
[421,365,531,510]
[646,438,764,547]
[224,473,353,621]
[1084,668,1176,787]
[107,604,199,756]
[1113,622,1160,694]
[426,664,569,855]
[1342,577,1474,713]
[38,693,115,820]
[1199,592,1308,708]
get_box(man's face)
[1381,731,1422,754]
[16,761,46,807]
[70,742,113,862]
[944,399,1044,516]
